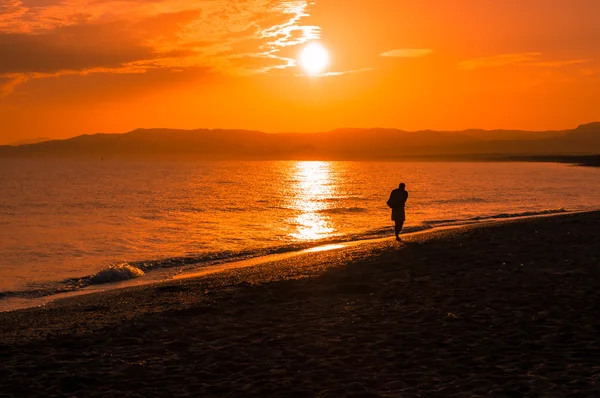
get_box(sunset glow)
[1,1,600,143]
[3,1,600,393]
[289,161,335,240]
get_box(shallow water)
[1,159,599,298]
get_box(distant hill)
[7,137,52,146]
[1,123,599,160]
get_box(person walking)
[387,183,408,241]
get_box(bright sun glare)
[299,42,329,75]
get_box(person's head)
[399,183,406,190]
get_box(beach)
[2,211,600,397]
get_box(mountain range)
[2,123,599,160]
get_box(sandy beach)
[2,211,600,397]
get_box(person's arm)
[386,192,395,208]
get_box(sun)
[299,42,329,75]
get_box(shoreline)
[0,209,584,313]
[2,211,600,396]
[0,225,443,313]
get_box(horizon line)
[5,121,600,146]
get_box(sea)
[1,159,600,311]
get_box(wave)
[221,207,246,212]
[179,207,206,213]
[430,197,488,204]
[423,208,569,225]
[319,207,368,215]
[88,263,145,284]
[0,207,572,302]
[471,208,569,220]
[324,196,367,202]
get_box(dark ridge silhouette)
[6,137,52,146]
[1,123,599,161]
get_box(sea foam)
[89,263,145,284]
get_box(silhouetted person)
[387,183,408,241]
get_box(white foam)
[89,263,145,284]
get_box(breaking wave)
[89,263,145,284]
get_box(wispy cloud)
[528,59,590,68]
[459,53,589,70]
[0,0,321,94]
[380,49,433,58]
[261,1,320,48]
[306,68,373,77]
[0,73,28,97]
[458,53,541,70]
[580,67,600,77]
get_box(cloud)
[317,68,373,77]
[0,0,320,94]
[458,53,589,70]
[0,73,28,96]
[287,68,372,77]
[458,53,541,69]
[580,67,600,77]
[528,59,590,68]
[380,49,433,58]
[0,1,28,33]
[0,23,156,75]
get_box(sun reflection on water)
[288,161,336,240]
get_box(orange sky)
[1,0,599,144]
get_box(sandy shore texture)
[2,211,600,397]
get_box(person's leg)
[395,220,405,240]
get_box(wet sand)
[2,211,600,397]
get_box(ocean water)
[1,159,600,304]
